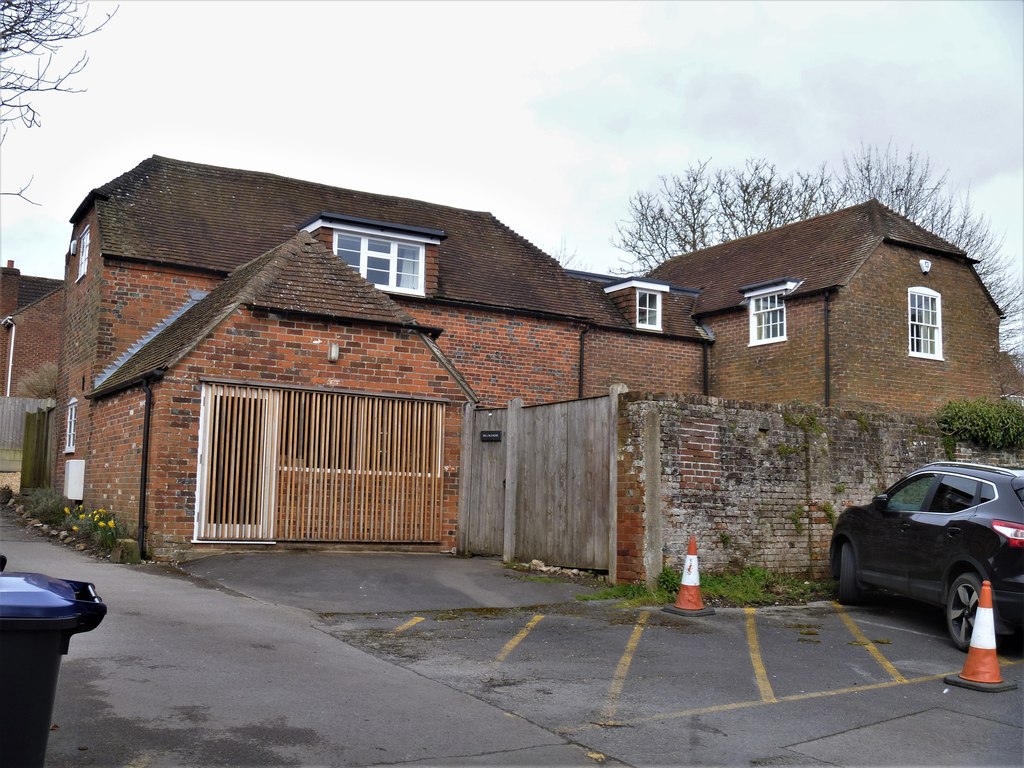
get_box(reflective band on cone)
[944,580,1017,693]
[663,535,715,617]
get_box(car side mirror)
[872,494,890,511]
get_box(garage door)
[196,383,444,543]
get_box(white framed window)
[750,292,787,345]
[76,226,90,281]
[908,287,942,359]
[637,290,661,331]
[744,279,800,346]
[333,231,425,295]
[65,398,78,453]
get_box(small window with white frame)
[637,289,661,330]
[908,286,942,359]
[76,226,90,281]
[65,398,78,453]
[333,231,424,294]
[745,279,801,346]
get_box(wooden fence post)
[607,384,627,583]
[456,401,476,555]
[502,397,523,563]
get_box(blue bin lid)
[0,572,106,634]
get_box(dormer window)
[604,279,668,332]
[743,279,802,346]
[302,213,445,297]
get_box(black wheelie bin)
[0,567,107,767]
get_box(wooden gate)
[458,393,616,571]
[196,383,444,543]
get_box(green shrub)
[936,398,1024,450]
[20,487,71,526]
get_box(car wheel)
[837,542,863,604]
[946,572,982,652]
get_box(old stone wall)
[616,392,1024,582]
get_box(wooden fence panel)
[460,394,613,570]
[457,405,507,555]
[20,405,53,489]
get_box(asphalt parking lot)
[5,510,1023,767]
[313,584,1023,766]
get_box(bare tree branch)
[613,144,1022,350]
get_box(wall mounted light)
[327,342,340,362]
[919,259,932,274]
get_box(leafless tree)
[613,144,1022,350]
[16,361,57,399]
[1,0,115,201]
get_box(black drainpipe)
[138,371,162,560]
[823,290,832,408]
[702,339,711,396]
[578,325,590,399]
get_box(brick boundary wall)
[616,392,1024,584]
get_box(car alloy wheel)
[946,572,981,652]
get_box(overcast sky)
[2,1,1021,298]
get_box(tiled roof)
[17,276,62,310]
[89,232,424,398]
[77,155,627,328]
[649,199,968,316]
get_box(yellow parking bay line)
[745,607,778,703]
[394,617,425,633]
[494,614,545,663]
[598,611,650,723]
[832,602,908,683]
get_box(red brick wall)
[583,328,704,398]
[830,243,1005,414]
[702,244,1005,416]
[57,228,221,492]
[56,211,103,489]
[84,308,468,560]
[705,297,826,406]
[8,289,63,396]
[400,302,583,406]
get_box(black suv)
[830,462,1024,650]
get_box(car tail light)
[992,519,1024,548]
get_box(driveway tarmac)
[2,508,1021,767]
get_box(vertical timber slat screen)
[197,384,443,543]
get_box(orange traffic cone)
[943,580,1017,692]
[663,536,715,617]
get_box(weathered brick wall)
[84,308,469,560]
[616,392,1024,583]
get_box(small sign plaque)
[480,430,502,443]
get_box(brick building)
[57,156,706,559]
[54,157,1011,560]
[649,200,1014,414]
[0,261,62,398]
